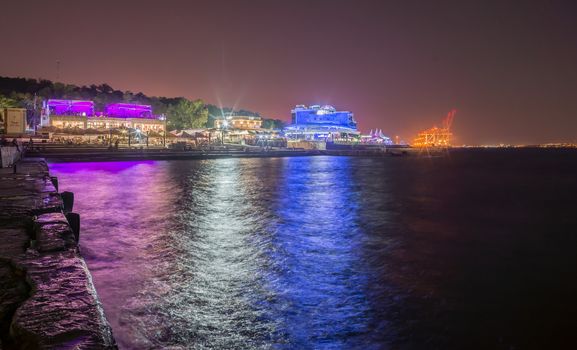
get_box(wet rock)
[35,213,69,225]
[0,261,29,349]
[0,158,117,349]
[0,174,62,218]
[35,223,76,253]
[0,221,31,348]
[34,213,76,253]
[11,249,116,349]
[14,158,49,177]
[0,227,30,260]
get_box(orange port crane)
[412,109,456,147]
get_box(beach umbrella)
[109,128,124,135]
[179,131,195,138]
[84,128,102,135]
[38,126,63,133]
[38,126,56,132]
[62,126,84,135]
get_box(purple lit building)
[41,99,95,128]
[41,100,165,133]
[46,99,95,116]
[105,103,154,119]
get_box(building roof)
[105,103,155,119]
[47,99,94,116]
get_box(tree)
[166,98,208,130]
[0,94,17,108]
[262,118,285,130]
[12,93,43,129]
[98,83,113,94]
[123,91,134,102]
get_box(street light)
[159,114,167,147]
[221,119,229,145]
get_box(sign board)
[3,108,26,134]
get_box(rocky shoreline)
[0,158,116,349]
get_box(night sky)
[1,0,576,144]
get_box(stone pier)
[0,158,116,349]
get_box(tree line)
[0,76,285,131]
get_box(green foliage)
[261,118,285,129]
[0,94,17,108]
[0,95,18,127]
[166,98,208,130]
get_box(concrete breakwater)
[0,158,116,348]
[29,145,423,163]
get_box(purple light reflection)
[48,160,179,349]
[49,160,158,174]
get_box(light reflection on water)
[50,157,380,349]
[272,157,371,348]
[49,150,577,349]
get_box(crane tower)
[412,110,456,147]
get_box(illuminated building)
[44,99,95,116]
[89,103,164,132]
[42,100,165,133]
[361,129,393,145]
[214,114,270,144]
[1,108,27,134]
[214,115,262,130]
[41,100,94,129]
[284,105,359,141]
[412,110,456,147]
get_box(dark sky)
[1,0,576,144]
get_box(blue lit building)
[284,105,359,141]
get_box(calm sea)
[49,149,577,349]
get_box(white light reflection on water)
[148,158,279,349]
[50,157,375,349]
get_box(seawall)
[0,158,116,349]
[29,145,424,163]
